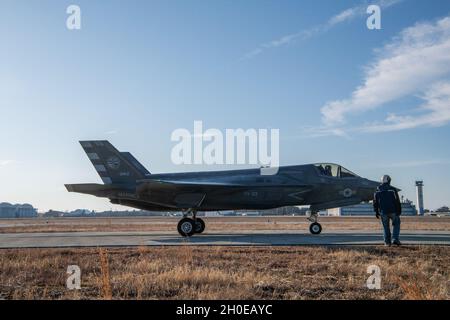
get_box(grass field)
[0,216,448,300]
[0,245,448,300]
[0,216,449,233]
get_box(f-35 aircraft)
[65,141,380,237]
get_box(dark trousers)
[381,213,401,244]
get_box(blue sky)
[1,0,450,211]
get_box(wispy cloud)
[0,160,15,167]
[298,126,352,139]
[241,0,402,61]
[328,7,362,26]
[310,14,450,137]
[374,159,450,168]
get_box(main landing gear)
[307,211,322,235]
[177,209,206,237]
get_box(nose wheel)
[309,222,322,235]
[307,210,322,235]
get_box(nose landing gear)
[309,222,322,235]
[307,210,322,235]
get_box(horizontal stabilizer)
[65,183,122,197]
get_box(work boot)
[393,240,401,246]
[384,242,391,247]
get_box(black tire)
[194,218,206,234]
[177,218,195,237]
[309,222,322,235]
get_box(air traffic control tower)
[415,180,424,216]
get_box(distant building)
[219,210,237,216]
[41,209,171,217]
[0,203,15,217]
[204,212,221,217]
[0,202,38,218]
[327,200,417,216]
[43,210,64,217]
[228,206,304,216]
[63,209,93,217]
[415,180,425,216]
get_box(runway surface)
[0,230,449,248]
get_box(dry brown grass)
[0,216,449,233]
[0,246,448,300]
[98,248,112,300]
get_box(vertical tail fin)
[79,141,149,185]
[120,152,151,176]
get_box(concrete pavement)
[0,230,449,248]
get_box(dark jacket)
[373,183,402,215]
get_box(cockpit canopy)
[314,163,359,178]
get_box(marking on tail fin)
[87,153,100,160]
[80,141,93,148]
[121,152,151,175]
[106,156,121,170]
[94,165,107,172]
[79,140,147,185]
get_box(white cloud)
[300,126,352,139]
[374,159,450,168]
[361,81,450,132]
[241,28,319,60]
[0,160,15,167]
[241,0,402,60]
[328,7,361,26]
[318,15,450,134]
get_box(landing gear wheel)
[309,222,322,235]
[194,218,205,234]
[178,218,195,237]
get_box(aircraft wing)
[136,179,312,209]
[136,179,311,191]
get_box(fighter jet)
[65,141,380,237]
